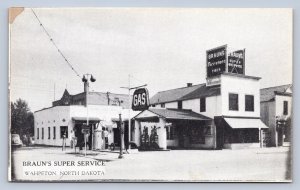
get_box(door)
[214,117,224,149]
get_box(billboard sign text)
[228,49,245,74]
[206,45,227,78]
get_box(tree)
[10,99,34,137]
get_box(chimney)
[187,83,193,87]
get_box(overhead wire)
[31,8,82,79]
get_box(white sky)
[10,8,293,112]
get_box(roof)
[150,83,220,104]
[139,108,211,121]
[34,106,55,113]
[150,84,204,104]
[260,84,292,102]
[179,85,220,101]
[52,89,131,109]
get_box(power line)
[31,8,82,79]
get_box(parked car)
[11,134,23,148]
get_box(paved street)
[11,146,291,182]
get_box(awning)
[72,117,101,122]
[224,118,268,129]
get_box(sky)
[9,8,293,112]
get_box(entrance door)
[177,125,187,148]
[113,128,120,146]
[214,117,224,149]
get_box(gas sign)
[132,88,150,111]
[206,45,227,78]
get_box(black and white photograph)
[8,8,293,182]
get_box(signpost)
[228,49,245,74]
[206,45,227,78]
[120,75,147,151]
[132,88,150,111]
[118,113,124,159]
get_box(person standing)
[62,131,66,151]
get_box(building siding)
[221,74,260,117]
[34,106,71,146]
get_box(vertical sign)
[132,88,150,111]
[228,49,245,74]
[206,45,227,78]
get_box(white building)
[260,84,292,147]
[133,73,268,150]
[34,88,139,150]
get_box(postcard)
[8,8,293,182]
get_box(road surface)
[10,146,291,182]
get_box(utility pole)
[121,75,147,151]
[82,74,96,156]
[118,113,124,159]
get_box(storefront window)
[229,93,239,111]
[231,129,259,143]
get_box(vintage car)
[11,134,23,148]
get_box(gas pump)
[140,126,149,150]
[150,126,159,149]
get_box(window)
[60,126,68,138]
[231,129,259,143]
[161,103,165,108]
[283,101,288,115]
[245,95,254,111]
[48,127,51,139]
[178,101,182,109]
[229,93,239,111]
[200,97,206,112]
[42,128,44,139]
[53,127,56,139]
[190,127,205,144]
[37,128,39,139]
[205,126,212,135]
[166,126,175,140]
